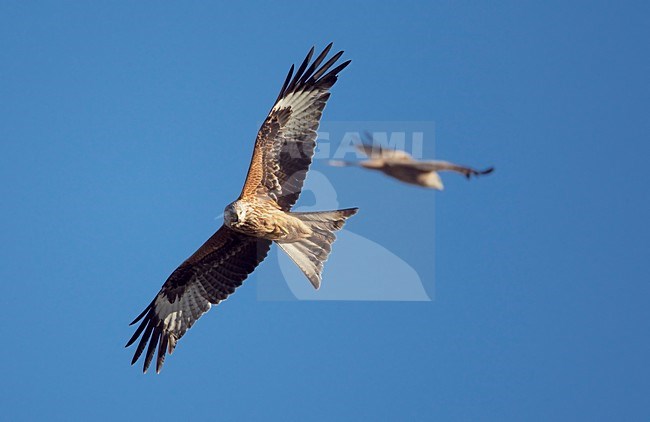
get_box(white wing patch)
[274,90,320,114]
[154,284,212,352]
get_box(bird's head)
[224,201,248,228]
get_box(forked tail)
[277,208,358,289]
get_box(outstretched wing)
[410,161,495,178]
[125,226,271,373]
[240,43,350,210]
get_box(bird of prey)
[126,44,357,373]
[330,138,493,190]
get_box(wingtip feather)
[129,303,151,326]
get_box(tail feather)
[277,208,358,289]
[417,171,444,190]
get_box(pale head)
[224,200,251,228]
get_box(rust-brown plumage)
[241,44,349,208]
[126,44,356,373]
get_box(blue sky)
[1,1,649,420]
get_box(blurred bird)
[330,138,493,190]
[126,44,356,373]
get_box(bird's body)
[331,140,493,190]
[224,197,312,242]
[126,44,356,373]
[381,161,447,188]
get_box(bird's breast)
[228,200,310,242]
